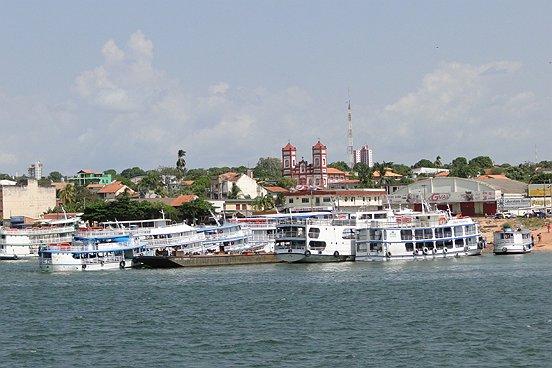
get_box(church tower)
[281,142,297,177]
[312,140,328,188]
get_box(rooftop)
[98,181,126,194]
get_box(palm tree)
[59,183,77,206]
[373,162,390,188]
[434,155,443,168]
[253,194,275,211]
[176,149,187,174]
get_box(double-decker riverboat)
[493,227,533,254]
[0,218,79,260]
[355,209,483,261]
[274,211,392,263]
[38,234,145,272]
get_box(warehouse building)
[387,175,528,216]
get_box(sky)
[0,0,550,175]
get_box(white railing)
[1,226,76,236]
[1,235,74,246]
[76,230,129,238]
[275,231,306,239]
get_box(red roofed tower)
[281,142,297,177]
[312,140,328,188]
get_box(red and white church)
[281,141,329,188]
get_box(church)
[281,141,328,188]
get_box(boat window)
[466,237,476,245]
[342,229,355,239]
[465,225,476,235]
[405,242,414,252]
[424,241,434,250]
[369,242,381,251]
[414,229,424,240]
[415,242,424,251]
[357,243,368,252]
[424,229,433,239]
[308,228,320,239]
[443,227,452,238]
[309,241,326,250]
[435,228,444,238]
[435,240,445,250]
[455,238,464,247]
[369,229,383,240]
[445,240,453,249]
[401,230,413,240]
[454,226,463,237]
[359,214,372,220]
[374,213,387,219]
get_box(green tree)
[469,156,494,170]
[103,169,117,177]
[176,149,187,175]
[48,171,63,182]
[276,177,297,189]
[434,156,443,168]
[328,161,351,172]
[253,157,282,180]
[59,184,77,206]
[179,198,214,225]
[38,178,52,187]
[252,194,275,211]
[189,176,211,197]
[451,157,468,168]
[227,185,242,199]
[412,159,435,168]
[120,167,146,179]
[353,163,374,188]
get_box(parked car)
[495,212,515,219]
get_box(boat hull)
[276,250,353,263]
[133,253,280,268]
[356,248,481,261]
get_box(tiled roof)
[170,194,199,207]
[327,167,346,175]
[312,140,327,149]
[372,170,403,178]
[475,175,527,194]
[219,172,241,182]
[285,189,386,196]
[78,169,99,174]
[264,186,289,193]
[435,171,450,177]
[282,143,297,151]
[98,181,126,194]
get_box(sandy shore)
[477,217,552,252]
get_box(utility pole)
[347,90,354,170]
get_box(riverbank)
[477,217,552,252]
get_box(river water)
[1,253,551,367]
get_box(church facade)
[281,141,329,188]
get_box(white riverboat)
[0,218,79,260]
[493,227,533,255]
[197,223,252,253]
[38,234,145,272]
[89,218,205,256]
[230,212,332,253]
[355,209,483,261]
[274,211,392,263]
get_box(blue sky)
[0,1,550,175]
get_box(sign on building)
[528,184,552,197]
[500,197,532,210]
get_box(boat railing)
[203,230,248,241]
[275,231,306,239]
[1,226,76,236]
[238,223,278,229]
[275,243,306,251]
[82,255,125,264]
[76,230,129,238]
[249,234,276,242]
[277,219,308,226]
[146,234,205,248]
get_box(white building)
[210,171,267,200]
[28,161,43,180]
[353,145,373,168]
[0,179,56,220]
[411,167,450,177]
[283,189,386,212]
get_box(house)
[372,169,404,180]
[210,170,267,199]
[68,170,112,186]
[97,181,136,200]
[86,183,105,194]
[223,199,255,216]
[327,167,348,183]
[283,189,386,212]
[169,194,199,207]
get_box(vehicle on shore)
[493,227,533,255]
[355,209,483,261]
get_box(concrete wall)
[0,180,56,220]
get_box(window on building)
[314,158,320,166]
[302,198,309,203]
[235,204,241,210]
[288,199,294,204]
[323,197,331,203]
[284,159,290,168]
